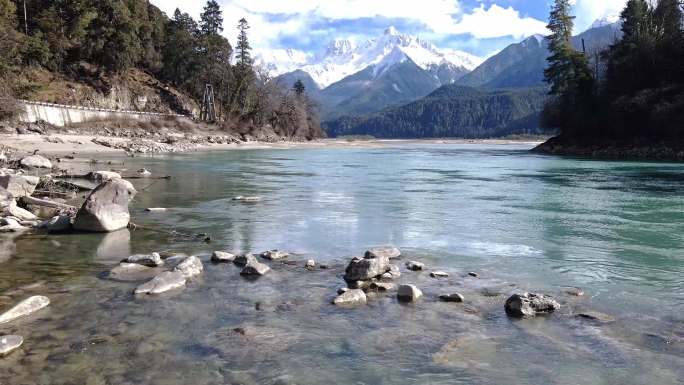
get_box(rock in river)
[576,311,615,323]
[344,254,390,281]
[125,252,164,267]
[89,171,122,181]
[370,282,396,292]
[241,258,271,276]
[504,293,560,318]
[73,178,137,232]
[20,155,52,169]
[398,284,423,302]
[235,253,257,266]
[0,335,23,356]
[134,271,187,295]
[430,271,449,278]
[365,246,401,260]
[0,295,50,324]
[405,261,425,271]
[46,215,72,233]
[0,174,39,197]
[261,250,289,260]
[211,251,236,263]
[439,293,465,303]
[333,289,367,306]
[109,263,157,281]
[173,256,204,279]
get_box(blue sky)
[150,0,627,59]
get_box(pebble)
[0,335,23,356]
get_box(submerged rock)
[369,282,396,292]
[173,256,203,278]
[405,261,425,271]
[46,215,72,233]
[211,251,236,263]
[333,289,367,306]
[73,179,137,232]
[397,284,423,302]
[134,271,187,295]
[260,250,289,260]
[577,311,615,323]
[0,335,23,356]
[440,293,465,303]
[240,258,271,276]
[20,155,52,169]
[124,252,164,267]
[381,264,401,280]
[0,295,50,324]
[364,246,401,260]
[305,259,316,269]
[565,287,585,296]
[504,293,560,318]
[235,253,257,266]
[109,263,157,281]
[430,271,449,278]
[344,254,390,281]
[467,272,479,278]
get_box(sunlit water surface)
[0,143,683,385]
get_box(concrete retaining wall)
[19,100,192,127]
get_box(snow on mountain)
[260,26,484,89]
[589,15,621,30]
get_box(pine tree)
[200,0,222,35]
[236,18,252,69]
[293,79,305,97]
[544,0,576,96]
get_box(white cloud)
[571,0,627,32]
[447,4,548,39]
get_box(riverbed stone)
[333,289,367,306]
[90,171,122,181]
[73,178,137,232]
[0,295,50,324]
[381,264,401,280]
[261,250,289,260]
[305,259,316,269]
[430,271,450,278]
[240,259,271,276]
[8,202,37,221]
[0,188,12,210]
[134,271,187,295]
[577,311,615,323]
[370,282,396,292]
[565,287,585,296]
[235,253,257,266]
[0,335,23,356]
[365,246,401,260]
[173,256,203,278]
[0,174,39,197]
[20,155,52,169]
[405,261,425,271]
[344,254,391,281]
[440,293,465,303]
[46,215,72,233]
[211,251,236,263]
[109,263,157,281]
[125,252,164,267]
[504,293,560,318]
[398,284,423,302]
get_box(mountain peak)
[384,26,399,36]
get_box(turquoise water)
[0,143,682,384]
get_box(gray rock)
[261,250,289,260]
[89,171,121,181]
[0,296,50,324]
[305,259,316,269]
[46,215,72,233]
[430,271,450,278]
[125,252,164,267]
[347,280,373,290]
[333,289,367,306]
[344,254,390,281]
[565,287,585,296]
[173,256,203,278]
[504,293,560,318]
[577,311,615,323]
[0,188,12,210]
[109,263,157,281]
[439,293,465,303]
[365,246,401,260]
[235,253,257,266]
[398,284,423,302]
[369,282,396,292]
[240,259,271,276]
[337,287,349,295]
[134,271,187,295]
[211,251,236,263]
[467,272,479,278]
[20,155,52,169]
[405,261,425,271]
[73,179,137,232]
[381,264,401,280]
[7,202,37,221]
[0,174,39,197]
[0,335,23,356]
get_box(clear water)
[0,143,682,385]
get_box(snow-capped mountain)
[258,26,483,89]
[589,15,621,30]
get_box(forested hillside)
[0,0,324,139]
[324,86,548,138]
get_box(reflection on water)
[0,143,683,384]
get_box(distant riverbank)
[534,135,684,161]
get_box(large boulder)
[20,155,52,169]
[397,285,423,302]
[260,250,289,260]
[0,296,50,324]
[365,246,401,260]
[240,258,271,276]
[173,256,203,278]
[333,289,367,306]
[46,215,72,233]
[504,293,560,318]
[211,251,236,263]
[0,335,23,356]
[0,174,39,197]
[344,254,391,281]
[73,179,137,232]
[134,271,187,295]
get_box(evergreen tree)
[200,0,222,35]
[236,18,252,68]
[162,9,199,85]
[231,18,254,115]
[293,79,305,97]
[0,0,24,73]
[83,0,142,72]
[544,0,577,96]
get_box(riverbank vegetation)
[0,0,324,140]
[540,0,684,150]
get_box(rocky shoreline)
[534,136,684,161]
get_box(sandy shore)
[0,133,544,157]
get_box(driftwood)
[21,196,78,211]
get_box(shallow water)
[1,143,683,385]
